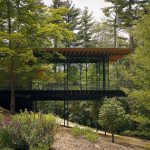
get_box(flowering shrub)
[0,110,58,150]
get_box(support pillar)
[108,56,110,90]
[86,57,88,90]
[103,56,106,90]
[66,57,69,127]
[80,63,82,90]
[96,99,99,132]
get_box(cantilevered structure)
[0,48,131,126]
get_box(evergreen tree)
[104,0,149,49]
[0,0,45,113]
[0,0,75,113]
[122,7,150,138]
[50,0,80,47]
[92,22,128,48]
[76,7,95,48]
[51,0,65,8]
[63,0,80,47]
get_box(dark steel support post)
[86,57,88,90]
[64,100,66,126]
[103,56,106,90]
[98,62,100,90]
[96,99,99,132]
[96,63,98,90]
[66,57,69,126]
[63,63,66,126]
[32,101,36,112]
[108,56,110,90]
[80,63,82,90]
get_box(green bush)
[85,132,98,142]
[71,126,99,142]
[0,110,58,150]
[0,121,29,150]
[123,130,150,140]
[71,126,83,137]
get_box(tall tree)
[92,22,128,48]
[50,0,80,48]
[104,0,149,49]
[76,7,95,48]
[122,7,150,137]
[0,0,75,113]
[0,0,45,113]
[63,0,80,47]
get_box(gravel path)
[52,127,146,150]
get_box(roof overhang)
[38,48,132,63]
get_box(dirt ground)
[52,127,149,150]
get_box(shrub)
[71,126,98,142]
[0,110,58,150]
[85,132,98,142]
[71,126,83,137]
[122,130,150,140]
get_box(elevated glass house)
[0,48,131,126]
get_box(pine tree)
[76,7,95,48]
[0,0,43,113]
[104,0,149,49]
[63,0,80,47]
[51,0,65,8]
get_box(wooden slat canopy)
[40,48,132,63]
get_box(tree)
[92,22,128,48]
[0,0,44,113]
[98,98,128,142]
[104,0,149,49]
[121,6,150,137]
[76,7,95,48]
[63,0,80,47]
[0,0,75,113]
[50,0,77,48]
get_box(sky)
[43,0,111,21]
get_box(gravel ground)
[52,127,146,150]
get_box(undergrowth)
[71,126,98,142]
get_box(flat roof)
[40,48,132,63]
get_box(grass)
[71,126,99,142]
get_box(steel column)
[96,99,99,132]
[86,57,88,90]
[63,63,66,126]
[80,63,82,90]
[66,57,69,126]
[103,56,106,90]
[108,56,110,90]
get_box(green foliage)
[120,6,150,136]
[0,110,58,150]
[76,7,95,47]
[71,126,98,142]
[98,98,128,136]
[123,130,150,140]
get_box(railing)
[0,80,122,91]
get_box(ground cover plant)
[0,110,58,150]
[71,126,99,142]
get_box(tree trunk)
[114,6,117,48]
[112,132,115,142]
[129,0,134,50]
[7,0,16,114]
[105,131,107,136]
[129,34,134,49]
[10,72,16,114]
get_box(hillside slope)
[52,127,149,150]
